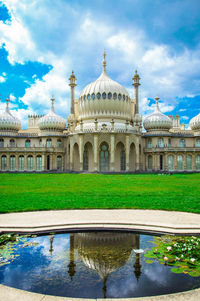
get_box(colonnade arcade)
[146,153,200,171]
[68,134,141,172]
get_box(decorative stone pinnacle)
[50,96,55,112]
[6,95,10,112]
[155,96,160,111]
[102,50,107,73]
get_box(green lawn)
[0,173,199,214]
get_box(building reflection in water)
[49,232,142,298]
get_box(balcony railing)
[0,146,65,153]
[144,146,200,152]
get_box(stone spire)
[50,96,55,112]
[132,70,141,115]
[6,95,10,113]
[102,50,107,73]
[155,96,160,112]
[69,70,77,115]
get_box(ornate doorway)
[100,144,109,172]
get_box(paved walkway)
[0,209,200,234]
[1,209,200,301]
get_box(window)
[123,95,125,101]
[19,155,24,171]
[39,139,42,147]
[97,93,101,99]
[27,155,33,171]
[196,139,200,147]
[87,94,90,100]
[83,145,88,171]
[91,93,95,100]
[100,144,109,172]
[1,155,7,171]
[10,139,15,147]
[10,155,16,171]
[36,155,42,171]
[108,92,112,99]
[118,94,122,100]
[120,148,126,171]
[168,138,171,147]
[46,138,52,148]
[158,138,164,148]
[57,139,62,148]
[148,155,152,170]
[25,139,31,148]
[147,138,152,148]
[126,96,128,101]
[57,156,62,171]
[84,95,86,100]
[168,155,174,171]
[0,139,4,147]
[186,155,192,170]
[177,155,183,170]
[113,93,117,100]
[180,139,185,147]
[102,92,106,99]
[196,155,200,170]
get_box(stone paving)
[0,209,200,300]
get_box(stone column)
[110,134,115,172]
[24,155,27,171]
[135,140,140,171]
[42,154,45,171]
[15,154,19,171]
[125,135,130,171]
[94,134,98,171]
[79,135,83,171]
[33,155,36,171]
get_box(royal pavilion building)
[0,53,200,173]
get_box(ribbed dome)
[0,99,21,131]
[143,97,172,132]
[38,98,66,131]
[189,113,200,130]
[78,54,132,121]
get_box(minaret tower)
[6,95,10,113]
[132,70,141,115]
[69,71,77,115]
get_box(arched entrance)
[129,143,136,171]
[47,155,50,170]
[73,143,80,171]
[83,142,93,171]
[116,142,126,171]
[99,143,109,172]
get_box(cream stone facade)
[0,53,200,173]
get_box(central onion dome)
[143,96,172,132]
[38,97,66,131]
[78,52,132,121]
[189,113,200,131]
[0,97,21,132]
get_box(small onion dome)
[38,97,66,131]
[189,113,200,130]
[143,96,172,131]
[0,97,21,131]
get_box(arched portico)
[83,142,93,171]
[129,142,136,171]
[73,143,80,171]
[99,142,109,172]
[116,142,126,171]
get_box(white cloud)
[0,76,6,83]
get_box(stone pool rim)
[0,209,200,300]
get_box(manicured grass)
[0,173,199,214]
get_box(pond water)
[0,231,200,298]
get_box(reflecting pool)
[0,231,200,298]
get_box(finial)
[102,50,107,73]
[155,96,160,111]
[6,95,10,112]
[50,95,55,112]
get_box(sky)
[0,0,200,128]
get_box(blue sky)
[0,0,200,128]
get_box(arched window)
[113,93,117,100]
[148,155,152,170]
[91,93,95,100]
[123,95,125,101]
[10,139,15,147]
[84,95,86,101]
[57,156,62,171]
[158,138,164,148]
[108,92,112,99]
[19,155,24,171]
[25,139,31,148]
[126,96,128,101]
[120,148,126,171]
[36,155,42,171]
[186,155,192,170]
[180,139,185,147]
[1,155,7,171]
[10,155,16,171]
[100,144,109,172]
[196,139,200,147]
[97,92,101,99]
[27,155,33,171]
[196,155,200,170]
[39,139,42,147]
[0,139,4,147]
[57,139,62,148]
[147,138,152,148]
[177,155,183,170]
[83,145,89,171]
[168,138,171,147]
[46,138,52,148]
[118,94,122,100]
[87,94,90,100]
[102,92,106,99]
[168,155,174,171]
